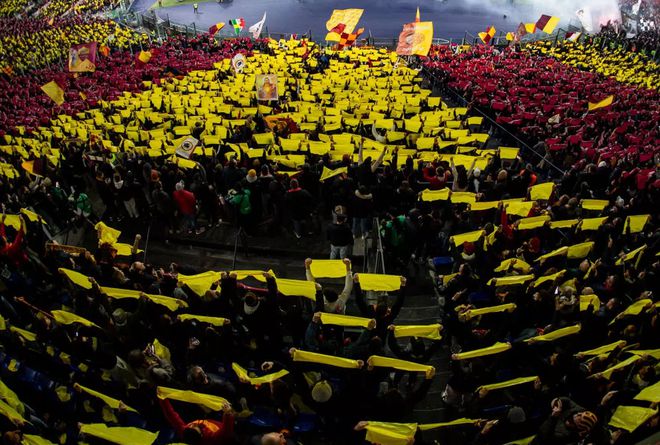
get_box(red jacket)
[173,189,196,215]
[0,224,27,266]
[159,398,234,445]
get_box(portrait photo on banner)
[68,42,98,72]
[256,74,279,101]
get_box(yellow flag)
[367,355,434,375]
[310,259,347,278]
[75,383,137,412]
[532,270,565,288]
[464,303,516,319]
[79,424,158,445]
[419,418,479,430]
[358,273,402,291]
[23,435,57,445]
[292,349,362,369]
[535,246,568,262]
[634,380,660,403]
[451,230,485,246]
[608,405,657,432]
[529,182,554,200]
[0,379,25,416]
[10,326,37,342]
[393,324,442,340]
[504,435,536,445]
[51,310,100,329]
[493,258,531,273]
[581,199,609,211]
[628,348,660,359]
[364,421,417,445]
[276,278,317,300]
[588,95,614,111]
[453,342,511,360]
[579,294,600,312]
[575,340,626,357]
[590,355,640,380]
[20,208,44,224]
[95,221,121,245]
[231,363,289,386]
[59,268,92,289]
[0,398,27,426]
[624,214,650,233]
[320,313,372,328]
[421,188,450,202]
[504,201,533,217]
[499,146,519,160]
[319,166,347,182]
[138,51,152,63]
[615,245,647,266]
[157,386,230,411]
[526,324,580,343]
[579,217,607,231]
[516,215,550,230]
[477,376,538,392]
[177,314,228,327]
[101,287,187,311]
[177,271,221,296]
[325,9,364,41]
[567,241,594,259]
[470,201,500,211]
[41,81,65,106]
[487,275,535,287]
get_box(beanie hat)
[574,411,598,435]
[311,380,333,403]
[246,169,257,183]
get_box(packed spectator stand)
[0,2,658,445]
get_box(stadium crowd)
[0,5,658,445]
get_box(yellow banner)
[325,9,364,41]
[292,349,362,369]
[232,363,289,386]
[276,278,317,300]
[453,342,511,360]
[79,424,158,445]
[177,314,228,327]
[477,376,537,392]
[310,259,348,278]
[75,383,137,412]
[393,324,442,340]
[157,386,230,411]
[367,355,434,375]
[396,22,434,56]
[608,405,657,432]
[51,310,99,329]
[320,313,372,328]
[526,324,580,343]
[358,273,402,291]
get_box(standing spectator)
[173,181,199,235]
[327,213,353,259]
[349,185,374,239]
[285,179,313,238]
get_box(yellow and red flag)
[338,27,365,49]
[415,7,420,22]
[41,80,65,106]
[536,14,560,34]
[208,22,225,36]
[525,23,537,33]
[1,66,13,77]
[137,50,152,64]
[478,26,496,44]
[588,95,614,111]
[325,9,364,41]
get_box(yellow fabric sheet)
[75,383,137,412]
[624,214,650,233]
[10,326,37,342]
[567,241,594,259]
[532,270,566,288]
[177,314,228,327]
[310,260,348,278]
[177,271,221,296]
[503,436,536,445]
[418,418,479,430]
[292,349,362,369]
[535,246,568,262]
[628,349,660,359]
[157,386,230,411]
[464,303,516,319]
[320,166,347,182]
[358,273,402,291]
[608,406,657,432]
[367,355,434,375]
[320,313,371,328]
[493,258,531,273]
[634,381,660,403]
[51,310,99,329]
[453,342,512,360]
[487,275,534,286]
[364,421,417,445]
[615,245,647,266]
[576,340,626,357]
[478,376,538,392]
[579,294,600,312]
[421,188,450,202]
[59,268,92,289]
[0,397,27,426]
[470,201,500,211]
[504,201,533,217]
[393,324,442,340]
[579,217,607,231]
[549,219,579,229]
[276,278,317,300]
[95,221,121,245]
[79,424,158,445]
[451,230,485,246]
[0,379,24,416]
[529,182,554,200]
[612,298,652,321]
[101,287,187,311]
[526,324,580,343]
[581,199,609,211]
[516,215,550,231]
[22,435,57,445]
[231,363,289,386]
[590,355,640,380]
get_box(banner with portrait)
[256,74,279,101]
[68,42,98,72]
[396,21,433,56]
